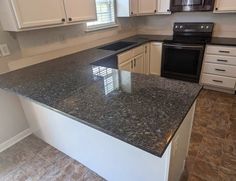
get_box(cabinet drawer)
[206,45,236,57]
[118,45,144,65]
[204,54,236,66]
[201,74,236,89]
[202,63,236,78]
[118,50,133,64]
[133,45,144,57]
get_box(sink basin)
[99,41,137,51]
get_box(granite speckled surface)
[0,35,204,157]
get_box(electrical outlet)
[0,44,10,56]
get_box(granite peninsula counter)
[0,36,202,181]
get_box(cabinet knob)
[215,8,218,11]
[167,9,170,12]
[154,10,157,13]
[68,18,72,21]
[61,18,65,22]
[131,12,134,15]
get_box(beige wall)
[16,18,137,57]
[137,12,236,38]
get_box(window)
[87,0,116,30]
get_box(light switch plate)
[0,44,10,56]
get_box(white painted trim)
[0,129,32,153]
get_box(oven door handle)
[164,44,204,50]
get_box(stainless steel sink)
[99,41,137,51]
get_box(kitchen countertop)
[0,34,222,157]
[1,34,235,157]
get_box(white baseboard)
[0,129,32,153]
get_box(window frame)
[86,0,118,32]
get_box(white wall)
[0,90,29,146]
[137,12,236,38]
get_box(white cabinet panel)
[119,59,132,72]
[206,45,236,57]
[150,42,162,76]
[157,0,171,14]
[63,0,96,23]
[202,63,236,78]
[138,0,157,14]
[204,54,236,66]
[10,0,65,28]
[131,0,139,15]
[201,74,236,89]
[214,0,236,13]
[134,54,145,74]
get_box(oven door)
[161,43,205,82]
[170,0,215,12]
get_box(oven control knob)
[175,25,178,29]
[201,25,204,29]
[180,25,183,29]
[206,26,209,29]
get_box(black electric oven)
[161,43,205,83]
[170,0,215,12]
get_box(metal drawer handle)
[213,80,223,83]
[134,59,136,67]
[217,59,228,62]
[219,50,230,54]
[215,68,226,72]
[131,60,134,69]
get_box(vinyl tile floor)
[0,89,235,181]
[181,89,236,181]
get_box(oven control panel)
[174,23,214,33]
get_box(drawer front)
[133,45,144,57]
[202,63,236,78]
[206,45,236,57]
[204,54,236,66]
[118,50,133,64]
[201,73,236,89]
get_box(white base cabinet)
[0,0,96,31]
[118,45,146,74]
[19,94,195,181]
[150,42,162,76]
[201,45,236,94]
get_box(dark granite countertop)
[208,37,236,47]
[0,35,204,157]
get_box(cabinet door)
[11,0,65,28]
[63,0,96,23]
[133,54,145,74]
[144,44,150,75]
[130,0,139,15]
[119,59,133,72]
[157,0,171,14]
[214,0,236,12]
[138,0,157,15]
[150,42,162,76]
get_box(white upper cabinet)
[63,0,97,23]
[138,0,157,15]
[157,0,171,14]
[214,0,236,13]
[10,0,65,28]
[0,0,97,31]
[130,0,139,15]
[117,0,170,17]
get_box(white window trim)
[85,0,118,32]
[85,22,119,32]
